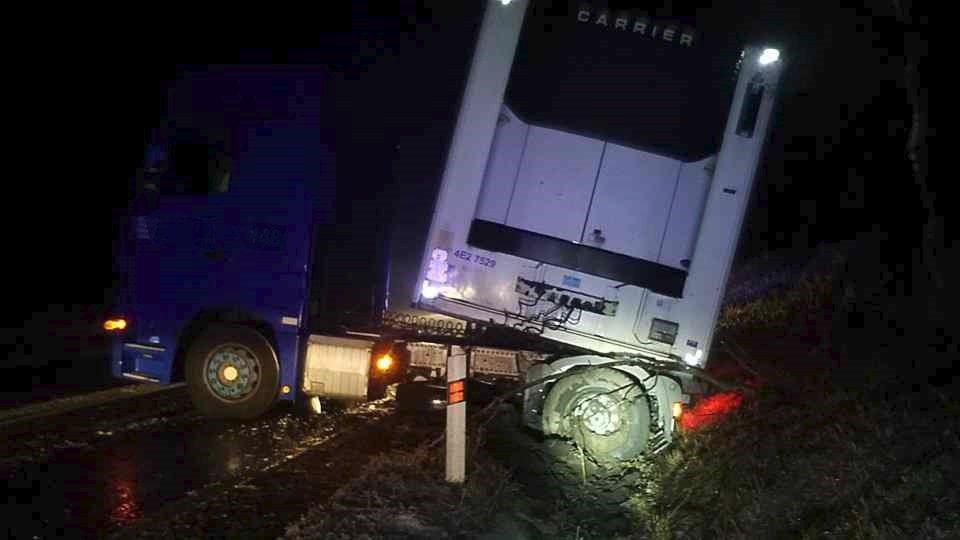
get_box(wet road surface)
[0,383,422,540]
[109,409,440,540]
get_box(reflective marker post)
[420,0,527,484]
[445,348,467,483]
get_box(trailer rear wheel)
[542,368,650,461]
[185,323,279,419]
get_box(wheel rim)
[203,343,261,403]
[563,388,644,459]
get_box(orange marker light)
[104,318,128,331]
[672,402,684,419]
[375,354,393,371]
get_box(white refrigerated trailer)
[404,0,784,459]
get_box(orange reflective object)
[447,379,465,404]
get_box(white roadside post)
[445,346,468,483]
[427,0,527,485]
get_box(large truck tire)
[185,323,280,419]
[542,367,650,461]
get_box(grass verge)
[630,248,959,539]
[631,380,959,539]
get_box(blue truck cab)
[110,65,343,417]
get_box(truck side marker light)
[376,354,394,371]
[104,318,127,331]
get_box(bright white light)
[421,280,460,300]
[421,280,441,299]
[499,0,514,4]
[758,48,780,66]
[683,348,704,366]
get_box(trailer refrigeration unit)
[106,0,784,461]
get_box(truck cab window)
[139,141,231,196]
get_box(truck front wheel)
[542,367,651,461]
[185,323,280,419]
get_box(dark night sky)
[5,0,923,323]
